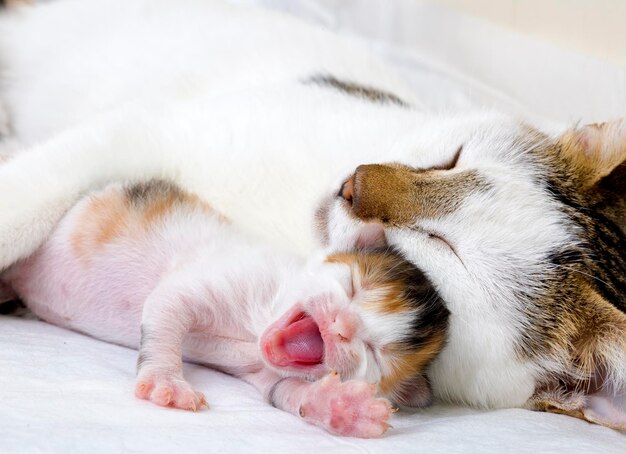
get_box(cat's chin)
[260,305,328,377]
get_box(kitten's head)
[259,248,448,407]
[316,117,626,427]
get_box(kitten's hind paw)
[135,372,207,411]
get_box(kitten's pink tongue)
[282,315,324,363]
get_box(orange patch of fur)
[71,182,223,260]
[71,187,131,259]
[326,252,413,314]
[363,281,411,315]
[378,334,445,395]
[140,190,185,226]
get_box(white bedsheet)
[2,317,624,453]
[2,1,625,453]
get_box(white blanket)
[2,1,625,452]
[3,317,625,453]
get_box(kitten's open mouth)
[261,309,324,369]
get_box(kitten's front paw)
[301,372,392,438]
[135,372,207,411]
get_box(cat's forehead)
[454,121,549,169]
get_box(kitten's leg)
[135,283,209,411]
[243,369,392,438]
[0,107,179,270]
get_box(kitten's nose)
[329,312,356,342]
[338,174,355,204]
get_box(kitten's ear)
[392,374,432,408]
[558,119,626,188]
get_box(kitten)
[1,180,448,438]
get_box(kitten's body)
[4,181,272,361]
[2,179,447,437]
[0,0,623,430]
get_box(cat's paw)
[301,372,392,438]
[135,372,207,411]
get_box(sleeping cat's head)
[260,248,448,407]
[315,117,626,426]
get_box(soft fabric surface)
[2,317,625,453]
[2,1,625,452]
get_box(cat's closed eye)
[430,145,463,171]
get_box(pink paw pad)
[135,373,207,411]
[301,372,392,438]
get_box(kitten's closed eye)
[322,261,355,298]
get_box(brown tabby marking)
[341,163,490,224]
[305,75,409,107]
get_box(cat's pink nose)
[338,174,355,204]
[329,312,356,341]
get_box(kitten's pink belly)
[6,244,161,347]
[7,245,265,374]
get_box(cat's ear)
[392,374,432,408]
[558,120,626,231]
[558,120,626,188]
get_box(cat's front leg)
[135,283,209,411]
[244,369,393,438]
